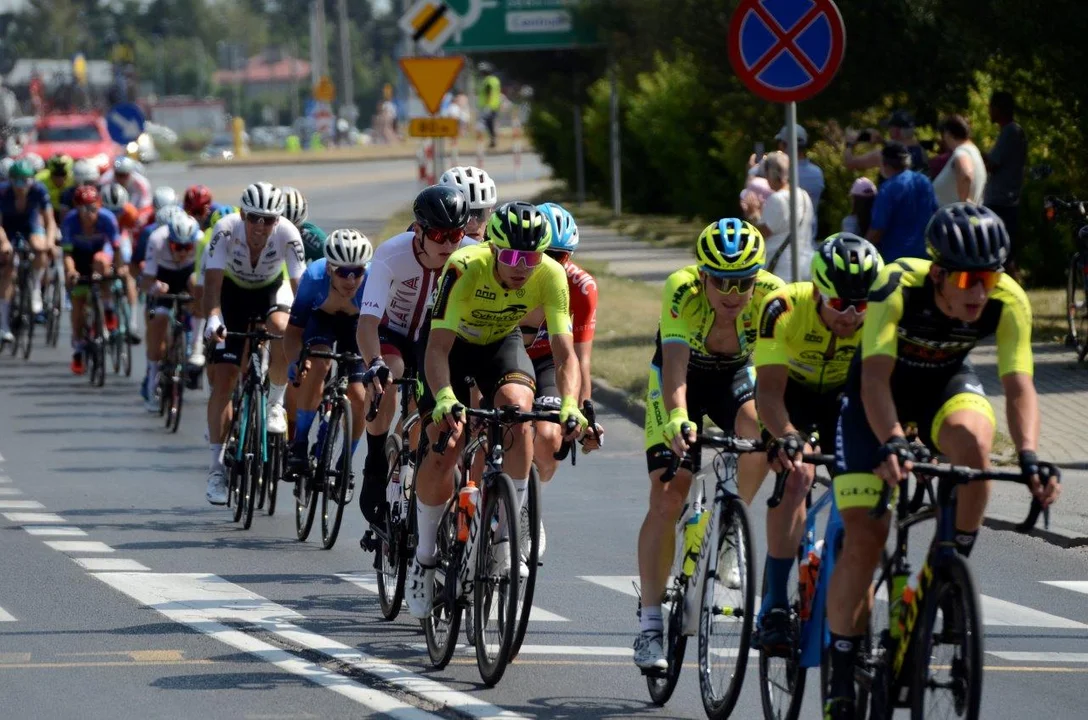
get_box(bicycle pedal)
[359,531,378,553]
[639,666,668,679]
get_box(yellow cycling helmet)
[811,233,884,300]
[696,218,765,274]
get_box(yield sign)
[728,0,846,103]
[399,56,465,116]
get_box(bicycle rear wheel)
[295,428,321,542]
[510,466,541,660]
[474,471,520,687]
[118,302,133,376]
[228,398,246,523]
[45,271,62,347]
[19,274,34,360]
[167,337,185,433]
[263,435,283,516]
[320,397,351,549]
[376,434,408,621]
[911,554,982,720]
[758,560,806,720]
[424,504,462,669]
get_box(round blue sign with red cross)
[728,0,846,103]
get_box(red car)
[20,113,122,173]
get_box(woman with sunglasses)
[751,232,882,655]
[284,229,374,487]
[0,159,54,338]
[823,203,1059,720]
[140,212,201,412]
[634,217,783,672]
[355,184,473,531]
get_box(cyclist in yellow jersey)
[406,201,590,620]
[635,218,782,671]
[37,153,75,221]
[823,204,1061,720]
[752,233,883,655]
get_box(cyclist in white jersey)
[202,182,306,505]
[140,212,201,412]
[356,184,474,528]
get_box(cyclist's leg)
[114,233,140,337]
[363,325,411,485]
[263,281,294,433]
[927,364,996,557]
[189,263,207,364]
[333,312,369,481]
[477,333,537,508]
[530,354,563,482]
[206,279,251,481]
[27,228,49,312]
[143,291,170,404]
[719,366,767,504]
[0,235,12,336]
[825,390,892,709]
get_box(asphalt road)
[1,155,1087,719]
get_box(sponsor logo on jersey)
[403,276,419,290]
[804,332,824,343]
[469,305,527,322]
[475,288,497,301]
[759,297,788,338]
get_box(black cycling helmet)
[925,203,1010,271]
[413,184,470,230]
[811,233,884,301]
[486,201,552,252]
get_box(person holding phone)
[844,110,930,179]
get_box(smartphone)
[753,141,765,161]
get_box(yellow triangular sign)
[399,56,465,116]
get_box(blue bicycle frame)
[798,487,844,669]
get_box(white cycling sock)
[191,316,206,337]
[641,604,664,633]
[269,382,287,407]
[414,498,446,566]
[128,302,139,330]
[209,443,224,472]
[0,299,9,331]
[511,477,529,511]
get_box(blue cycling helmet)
[536,202,579,253]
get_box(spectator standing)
[844,110,930,179]
[842,177,877,236]
[754,150,815,282]
[476,62,502,149]
[983,91,1028,276]
[932,114,987,206]
[867,142,938,261]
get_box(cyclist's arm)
[754,290,795,436]
[1002,373,1039,455]
[285,272,316,362]
[424,326,457,396]
[203,269,224,321]
[995,282,1037,453]
[755,364,794,437]
[549,333,581,402]
[860,270,906,443]
[357,315,383,367]
[661,342,690,416]
[140,244,159,292]
[574,341,592,404]
[861,355,902,443]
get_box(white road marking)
[1042,580,1088,596]
[95,573,524,719]
[73,558,150,572]
[578,575,640,597]
[988,651,1088,663]
[3,512,66,523]
[44,541,115,554]
[0,500,45,509]
[23,526,88,537]
[336,572,570,622]
[0,488,23,495]
[0,475,11,483]
[0,606,15,622]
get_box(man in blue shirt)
[867,142,939,261]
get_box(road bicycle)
[291,346,363,549]
[73,273,120,387]
[221,320,282,530]
[644,433,762,719]
[845,447,1055,720]
[1049,195,1088,358]
[42,257,63,348]
[424,403,574,687]
[5,233,35,359]
[153,293,192,433]
[106,278,132,378]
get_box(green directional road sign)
[444,0,599,52]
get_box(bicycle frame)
[798,484,843,669]
[230,329,272,472]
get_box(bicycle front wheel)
[19,276,34,360]
[700,496,755,718]
[376,434,408,621]
[320,397,351,549]
[45,272,62,347]
[423,504,462,669]
[647,582,687,706]
[758,559,805,720]
[510,465,541,660]
[241,391,261,530]
[911,554,982,720]
[474,471,520,687]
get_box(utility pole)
[337,0,353,125]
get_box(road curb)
[983,512,1088,548]
[188,147,522,169]
[591,376,644,426]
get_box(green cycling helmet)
[8,159,35,181]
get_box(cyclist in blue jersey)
[0,159,54,338]
[61,186,121,374]
[283,229,374,496]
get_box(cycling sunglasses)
[545,249,571,265]
[77,204,98,213]
[496,248,544,268]
[946,269,1001,291]
[826,296,868,314]
[422,226,465,244]
[332,265,366,280]
[11,177,31,187]
[168,240,194,253]
[703,271,757,295]
[467,208,490,223]
[245,212,277,226]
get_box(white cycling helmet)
[0,157,13,179]
[113,155,138,175]
[153,186,178,211]
[325,228,373,267]
[439,165,497,210]
[100,182,129,211]
[280,186,308,226]
[166,213,202,247]
[155,204,185,227]
[23,152,45,173]
[240,181,285,217]
[72,159,99,185]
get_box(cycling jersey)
[100,170,152,209]
[204,214,306,289]
[526,261,598,360]
[143,225,196,275]
[655,265,785,371]
[133,221,160,266]
[863,258,1033,378]
[359,231,477,342]
[754,281,861,393]
[299,221,328,263]
[288,258,368,328]
[431,241,572,345]
[61,208,119,269]
[0,181,51,237]
[35,170,74,214]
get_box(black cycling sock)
[953,528,979,557]
[364,431,389,479]
[826,633,862,699]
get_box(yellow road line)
[0,659,213,670]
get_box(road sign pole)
[609,60,621,218]
[574,103,586,205]
[787,102,800,280]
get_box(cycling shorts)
[212,277,293,366]
[833,361,996,511]
[418,329,536,416]
[301,309,365,383]
[645,362,756,474]
[378,323,423,374]
[532,354,561,410]
[149,265,194,311]
[756,378,843,454]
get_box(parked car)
[20,113,122,173]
